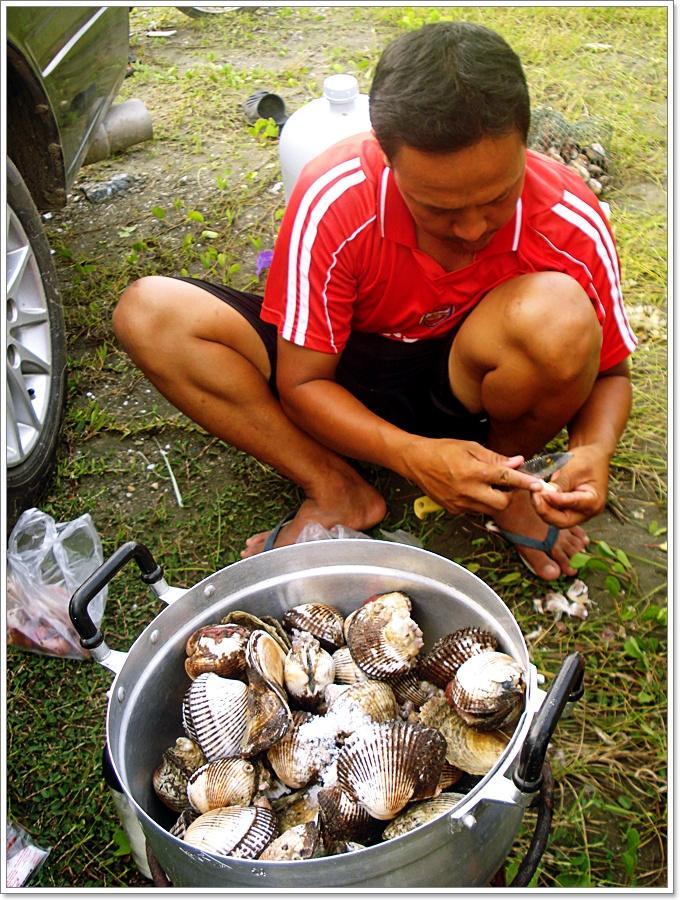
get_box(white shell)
[183,805,277,858]
[182,673,249,762]
[187,759,258,813]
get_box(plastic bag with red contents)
[6,821,51,887]
[6,508,107,659]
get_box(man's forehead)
[390,134,526,204]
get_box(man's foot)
[493,489,589,580]
[240,477,386,557]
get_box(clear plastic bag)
[6,821,51,887]
[6,508,107,660]
[294,521,423,548]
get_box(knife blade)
[413,451,573,519]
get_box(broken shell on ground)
[184,623,250,680]
[418,695,509,776]
[331,646,369,684]
[345,592,423,679]
[182,674,250,762]
[337,721,446,820]
[187,758,258,813]
[317,784,378,846]
[284,631,336,710]
[283,602,345,650]
[182,805,277,859]
[445,651,525,731]
[152,737,207,811]
[325,680,399,738]
[418,627,498,688]
[381,793,466,841]
[258,821,322,861]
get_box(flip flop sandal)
[263,510,297,553]
[489,522,560,578]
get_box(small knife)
[413,452,573,519]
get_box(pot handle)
[69,541,166,651]
[513,651,585,794]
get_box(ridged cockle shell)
[187,758,258,813]
[184,623,250,680]
[152,737,207,811]
[445,650,525,731]
[418,627,497,688]
[418,694,509,775]
[283,603,345,650]
[183,805,277,858]
[344,592,423,679]
[284,632,335,710]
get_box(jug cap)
[323,74,359,103]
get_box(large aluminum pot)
[70,539,583,888]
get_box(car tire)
[6,158,67,530]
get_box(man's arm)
[531,359,633,527]
[275,336,543,515]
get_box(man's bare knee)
[113,276,167,350]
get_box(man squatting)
[113,22,636,581]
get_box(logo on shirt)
[419,305,454,328]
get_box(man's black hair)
[369,22,530,159]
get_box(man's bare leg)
[113,277,386,554]
[449,272,603,579]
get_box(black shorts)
[174,277,488,441]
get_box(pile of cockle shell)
[151,592,526,862]
[541,139,612,196]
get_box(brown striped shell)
[283,603,345,650]
[241,675,292,758]
[336,721,446,820]
[187,759,258,813]
[325,680,399,738]
[445,650,525,731]
[184,624,250,680]
[169,807,199,839]
[387,670,438,708]
[258,821,321,861]
[182,805,277,859]
[182,674,250,762]
[152,737,207,811]
[418,694,509,776]
[284,632,336,710]
[381,793,466,841]
[331,646,368,684]
[317,784,378,846]
[344,592,423,679]
[418,627,498,688]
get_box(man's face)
[388,131,526,254]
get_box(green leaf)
[187,210,205,223]
[626,827,641,851]
[597,540,616,558]
[604,574,621,597]
[569,551,590,568]
[151,205,166,219]
[111,826,131,857]
[201,230,220,240]
[623,636,643,659]
[617,794,634,809]
[637,690,654,704]
[616,548,632,568]
[497,571,522,584]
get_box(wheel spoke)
[5,382,24,465]
[12,338,52,375]
[6,365,42,431]
[11,304,49,331]
[6,245,31,298]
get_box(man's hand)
[530,444,611,527]
[403,438,543,515]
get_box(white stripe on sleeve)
[294,169,367,345]
[283,157,362,340]
[320,215,377,352]
[512,197,523,251]
[379,167,389,238]
[551,200,637,352]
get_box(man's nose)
[451,209,487,242]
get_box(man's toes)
[533,555,561,580]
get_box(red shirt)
[262,134,636,372]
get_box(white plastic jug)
[279,74,372,200]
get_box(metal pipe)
[83,98,152,165]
